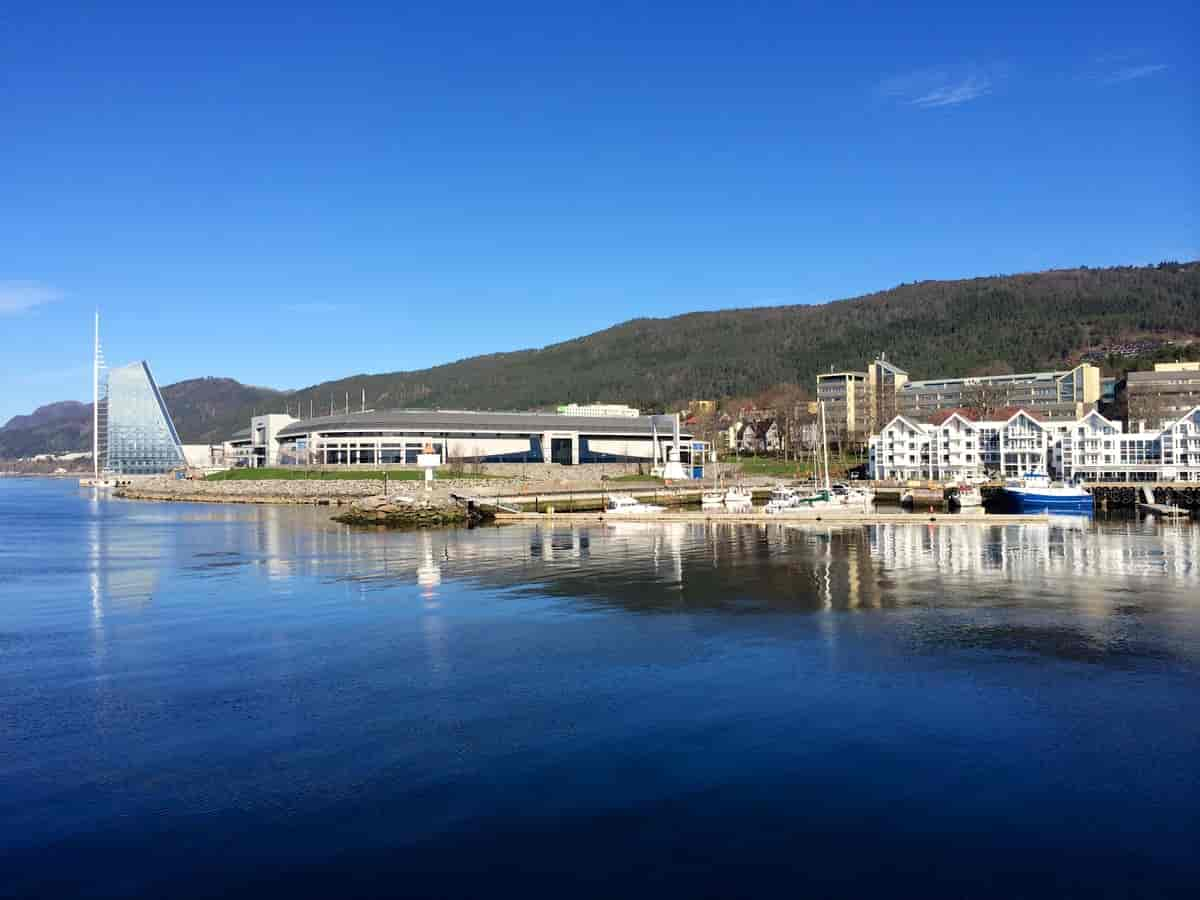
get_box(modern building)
[224,427,252,467]
[261,408,702,474]
[821,355,1104,436]
[104,361,186,475]
[896,362,1101,421]
[816,369,868,443]
[868,404,1200,483]
[869,407,1049,482]
[866,354,908,435]
[249,414,297,468]
[1125,363,1200,429]
[555,403,641,418]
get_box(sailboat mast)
[819,400,831,494]
[92,310,99,477]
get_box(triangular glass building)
[105,361,185,474]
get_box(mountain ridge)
[281,262,1200,414]
[3,262,1197,458]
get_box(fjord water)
[2,479,1198,898]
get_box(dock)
[493,510,1068,526]
[1136,486,1190,518]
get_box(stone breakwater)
[113,476,510,506]
[331,494,493,528]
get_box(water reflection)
[5,480,1200,899]
[69,486,1199,624]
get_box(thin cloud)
[0,281,62,315]
[878,66,996,109]
[1101,63,1168,85]
[911,75,992,108]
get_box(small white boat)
[79,476,116,488]
[769,483,797,501]
[605,494,665,515]
[701,490,725,507]
[949,483,982,508]
[831,482,873,506]
[723,486,753,505]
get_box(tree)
[960,380,1011,418]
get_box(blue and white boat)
[1001,473,1093,514]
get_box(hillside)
[285,262,1200,413]
[0,378,285,459]
[5,262,1198,459]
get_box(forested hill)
[5,263,1198,459]
[290,262,1200,413]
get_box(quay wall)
[1089,485,1200,510]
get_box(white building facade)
[869,405,1200,483]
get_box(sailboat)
[766,402,837,514]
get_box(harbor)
[4,476,1199,898]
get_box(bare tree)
[1128,391,1172,432]
[960,380,1011,418]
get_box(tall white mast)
[92,310,99,477]
[819,400,831,495]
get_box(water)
[2,478,1198,898]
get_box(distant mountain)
[0,378,285,459]
[2,400,90,433]
[284,262,1200,414]
[0,401,93,458]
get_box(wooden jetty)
[1136,486,1190,518]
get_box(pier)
[493,510,1069,526]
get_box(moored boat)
[948,483,982,509]
[831,481,873,506]
[605,494,666,515]
[1000,473,1092,514]
[723,486,753,506]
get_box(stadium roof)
[276,409,683,439]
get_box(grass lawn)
[724,455,863,479]
[204,467,493,482]
[606,473,665,483]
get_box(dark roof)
[1128,369,1200,383]
[917,406,1045,426]
[994,406,1045,422]
[230,427,251,440]
[276,409,686,439]
[925,408,981,425]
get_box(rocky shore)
[114,475,507,506]
[115,475,515,529]
[331,493,493,528]
[108,465,748,529]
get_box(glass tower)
[105,361,185,474]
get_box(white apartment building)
[869,408,1047,481]
[869,405,1200,483]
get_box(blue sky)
[2,1,1196,423]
